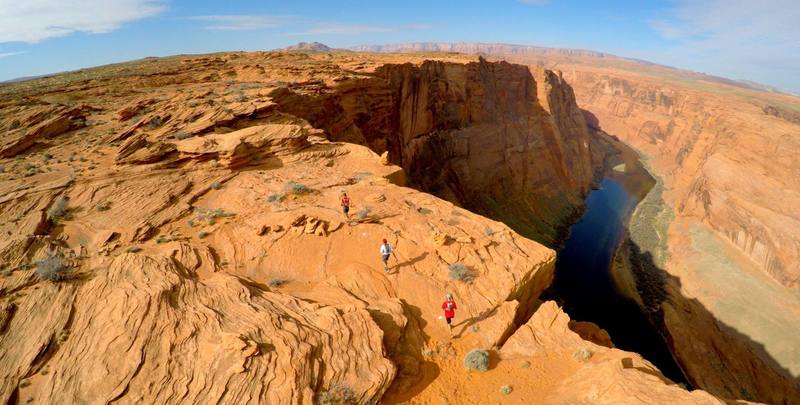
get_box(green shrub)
[316,383,356,405]
[156,235,176,244]
[268,278,287,288]
[210,181,222,190]
[355,207,372,220]
[500,385,513,395]
[286,181,312,195]
[174,132,192,140]
[96,201,111,211]
[126,246,142,253]
[198,231,210,239]
[463,349,490,372]
[448,262,474,282]
[47,196,69,221]
[36,253,70,282]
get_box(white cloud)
[188,15,292,31]
[0,0,165,43]
[648,0,800,91]
[0,51,25,58]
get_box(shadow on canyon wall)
[624,240,800,404]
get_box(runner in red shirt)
[442,293,457,330]
[340,191,351,219]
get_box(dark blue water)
[553,177,687,384]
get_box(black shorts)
[343,206,350,214]
[446,317,453,324]
[382,254,390,263]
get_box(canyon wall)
[357,42,800,404]
[269,58,611,246]
[430,43,800,404]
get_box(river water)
[551,173,688,384]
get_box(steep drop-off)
[363,42,800,404]
[0,51,731,404]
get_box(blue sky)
[1,0,798,93]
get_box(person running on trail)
[442,293,457,330]
[379,239,396,272]
[340,191,351,219]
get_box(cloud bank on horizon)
[0,0,797,94]
[648,0,800,92]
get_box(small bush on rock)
[573,347,592,362]
[355,207,372,220]
[36,253,71,282]
[316,383,356,404]
[463,349,490,372]
[287,181,313,195]
[448,262,474,283]
[500,385,513,395]
[268,278,287,288]
[47,196,69,222]
[210,181,222,190]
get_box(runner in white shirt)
[379,238,396,272]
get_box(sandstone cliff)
[376,42,800,404]
[0,52,727,404]
[268,57,607,245]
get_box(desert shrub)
[446,219,459,226]
[463,349,490,372]
[174,132,192,140]
[96,201,111,211]
[35,253,71,282]
[286,181,313,195]
[156,234,176,244]
[417,207,432,215]
[500,385,513,395]
[0,165,4,173]
[198,231,210,239]
[267,193,285,203]
[268,278,287,288]
[206,208,234,225]
[47,196,69,221]
[355,206,372,220]
[126,246,142,253]
[316,383,356,405]
[520,360,531,369]
[448,262,474,283]
[484,227,494,236]
[146,116,163,129]
[573,347,592,362]
[210,181,222,190]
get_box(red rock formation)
[270,57,609,245]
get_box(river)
[551,171,688,385]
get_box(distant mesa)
[281,41,334,52]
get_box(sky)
[0,0,798,93]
